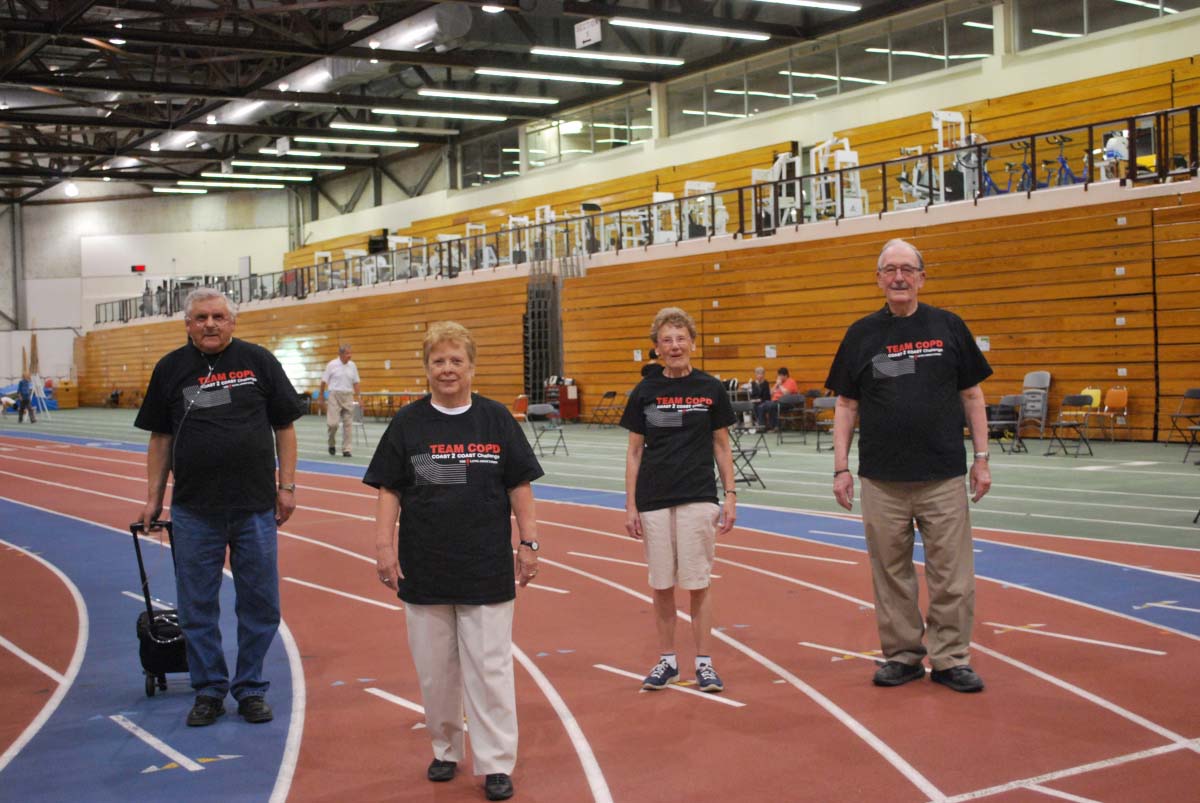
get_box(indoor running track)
[1,430,1198,803]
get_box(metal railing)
[95,103,1199,326]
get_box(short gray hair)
[183,287,237,320]
[338,343,352,355]
[877,238,925,272]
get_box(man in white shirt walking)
[320,344,361,457]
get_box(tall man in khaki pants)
[826,238,993,693]
[320,344,361,457]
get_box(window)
[743,53,797,115]
[887,17,947,82]
[460,129,519,187]
[785,42,841,102]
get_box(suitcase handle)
[130,521,173,625]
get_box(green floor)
[5,408,1198,548]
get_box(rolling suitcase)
[130,521,188,696]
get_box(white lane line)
[983,622,1167,656]
[1136,601,1200,614]
[717,542,857,565]
[939,740,1195,802]
[537,555,944,801]
[269,619,306,803]
[809,529,864,540]
[365,687,425,715]
[109,715,203,772]
[981,509,1200,533]
[1026,784,1102,802]
[0,470,144,503]
[528,583,570,594]
[514,646,614,803]
[799,641,887,664]
[0,633,66,684]
[0,532,88,774]
[970,642,1199,754]
[1074,465,1116,472]
[567,551,647,568]
[295,504,371,521]
[122,590,172,610]
[282,577,401,611]
[593,663,746,708]
[974,538,1200,586]
[715,556,876,608]
[295,483,373,499]
[279,530,373,562]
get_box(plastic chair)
[526,403,568,457]
[1166,388,1200,445]
[1045,394,1094,457]
[1015,370,1052,449]
[513,394,529,422]
[1087,386,1128,444]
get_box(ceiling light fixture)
[1031,28,1082,39]
[530,46,684,66]
[259,148,325,157]
[681,109,748,119]
[778,69,886,85]
[278,82,290,92]
[749,0,860,10]
[109,38,126,45]
[481,5,505,12]
[154,187,207,194]
[150,142,160,151]
[474,67,623,86]
[200,171,313,182]
[714,88,818,99]
[206,114,218,124]
[293,135,423,148]
[330,121,400,133]
[63,182,80,197]
[372,107,508,121]
[230,159,346,171]
[609,17,770,41]
[418,88,558,105]
[962,21,994,30]
[179,180,287,190]
[1114,0,1177,12]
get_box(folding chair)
[1166,388,1200,445]
[811,396,837,452]
[351,402,369,448]
[986,394,1023,453]
[1045,394,1094,457]
[1184,426,1200,465]
[730,400,770,457]
[587,390,621,429]
[1015,370,1052,451]
[526,403,568,457]
[776,393,808,446]
[513,394,529,422]
[1087,386,1128,444]
[731,445,765,489]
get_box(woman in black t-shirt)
[620,307,737,695]
[364,321,543,802]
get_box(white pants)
[405,601,517,776]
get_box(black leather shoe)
[484,773,514,800]
[328,446,336,455]
[930,664,984,693]
[186,695,225,726]
[872,660,925,687]
[237,695,274,723]
[427,759,456,782]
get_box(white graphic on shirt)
[644,404,684,428]
[871,353,916,379]
[411,452,468,485]
[182,383,232,408]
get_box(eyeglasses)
[878,265,922,278]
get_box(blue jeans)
[170,504,280,701]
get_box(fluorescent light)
[150,142,160,151]
[293,136,422,147]
[865,46,988,62]
[372,107,508,121]
[206,114,217,124]
[154,187,207,194]
[330,121,399,132]
[592,123,655,130]
[474,67,623,86]
[681,109,747,119]
[418,88,558,105]
[200,172,312,182]
[481,5,505,12]
[502,147,521,153]
[259,148,325,157]
[231,159,346,171]
[778,70,886,85]
[610,17,769,41]
[63,181,79,197]
[749,0,859,9]
[963,20,994,30]
[1114,0,1177,12]
[109,38,126,45]
[179,180,286,189]
[1031,28,1082,39]
[530,46,684,66]
[714,88,818,100]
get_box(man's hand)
[969,460,992,503]
[515,547,538,587]
[833,472,855,511]
[717,496,736,534]
[140,503,164,533]
[275,488,296,525]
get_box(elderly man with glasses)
[825,238,993,694]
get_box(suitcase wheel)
[157,674,167,692]
[145,674,156,697]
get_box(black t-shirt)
[620,369,737,512]
[362,395,544,605]
[748,380,771,403]
[135,338,302,512]
[825,303,992,482]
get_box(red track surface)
[3,434,1199,802]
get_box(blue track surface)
[0,499,292,803]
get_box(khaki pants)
[405,601,517,776]
[325,391,355,452]
[859,476,974,670]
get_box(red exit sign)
[130,264,146,272]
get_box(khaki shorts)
[640,502,720,591]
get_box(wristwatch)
[973,452,990,462]
[278,483,296,492]
[519,539,539,551]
